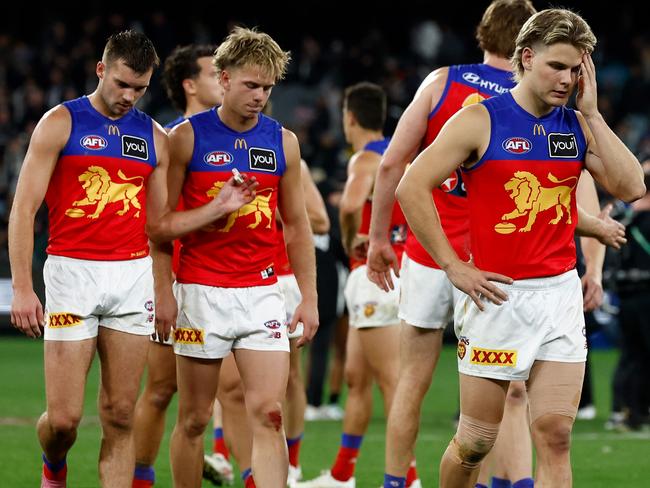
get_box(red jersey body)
[46,96,157,260]
[405,64,515,268]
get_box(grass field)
[1,336,649,487]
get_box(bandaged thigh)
[527,360,585,423]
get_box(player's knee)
[448,414,501,469]
[217,381,245,407]
[344,365,370,392]
[532,415,572,455]
[180,408,212,438]
[287,362,302,389]
[250,401,284,432]
[48,410,82,435]
[100,400,136,431]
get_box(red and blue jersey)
[405,64,515,268]
[353,137,407,269]
[46,96,157,260]
[463,91,587,279]
[176,109,287,287]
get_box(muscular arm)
[145,121,258,243]
[367,68,448,290]
[339,151,379,255]
[278,129,318,346]
[9,106,70,337]
[396,104,511,309]
[301,159,330,234]
[577,54,645,201]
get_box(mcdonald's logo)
[108,125,121,137]
[234,138,247,150]
[533,124,546,137]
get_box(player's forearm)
[8,210,36,291]
[150,240,174,294]
[285,224,317,303]
[575,204,603,238]
[339,209,361,255]
[369,162,405,242]
[396,178,458,270]
[586,113,645,201]
[147,203,228,243]
[580,235,605,279]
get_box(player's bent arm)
[146,122,257,243]
[577,112,645,202]
[300,159,330,234]
[279,129,318,343]
[369,68,448,243]
[340,151,379,254]
[9,106,70,335]
[396,105,483,270]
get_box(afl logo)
[204,151,233,166]
[502,137,532,154]
[80,135,107,151]
[264,320,281,330]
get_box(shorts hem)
[458,368,529,381]
[398,314,446,329]
[100,323,154,336]
[534,355,587,363]
[44,333,97,342]
[174,349,230,360]
[232,344,290,353]
[350,321,400,329]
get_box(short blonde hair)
[511,9,597,81]
[214,26,291,82]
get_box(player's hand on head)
[10,289,44,338]
[576,52,598,118]
[445,260,512,311]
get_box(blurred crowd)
[0,9,649,429]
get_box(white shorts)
[454,269,586,381]
[173,282,289,359]
[344,265,400,328]
[43,255,155,341]
[278,274,303,339]
[398,254,463,329]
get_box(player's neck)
[483,52,512,72]
[351,129,383,153]
[216,105,259,132]
[509,84,555,119]
[87,91,124,121]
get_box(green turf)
[1,337,648,487]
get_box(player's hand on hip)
[445,260,512,311]
[154,289,177,343]
[366,239,400,292]
[596,204,626,249]
[576,53,598,118]
[10,289,44,338]
[291,300,319,348]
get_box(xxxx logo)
[48,313,82,328]
[174,328,204,344]
[470,347,517,366]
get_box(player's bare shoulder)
[33,104,72,147]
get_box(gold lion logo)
[66,166,144,219]
[501,171,578,232]
[206,181,273,232]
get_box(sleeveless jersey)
[463,91,587,279]
[176,108,287,287]
[352,138,407,269]
[164,115,186,130]
[405,64,515,268]
[46,96,157,260]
